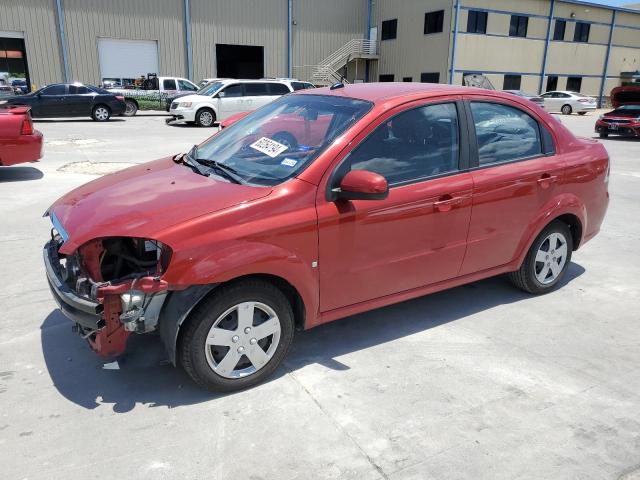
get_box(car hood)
[48,157,271,254]
[174,94,211,104]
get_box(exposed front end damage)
[44,232,172,357]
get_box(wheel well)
[196,106,216,120]
[554,214,583,250]
[93,103,110,112]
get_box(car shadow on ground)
[41,263,585,412]
[34,118,125,123]
[0,166,44,182]
[593,135,640,142]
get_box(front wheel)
[561,104,573,115]
[92,105,111,121]
[195,108,216,127]
[179,280,294,391]
[508,220,573,294]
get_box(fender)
[512,192,587,268]
[194,101,219,120]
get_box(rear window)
[268,83,291,95]
[291,82,315,91]
[244,83,270,96]
[69,85,91,94]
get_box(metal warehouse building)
[0,0,639,105]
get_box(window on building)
[379,74,395,82]
[381,19,398,40]
[467,10,488,34]
[420,72,440,83]
[546,76,558,92]
[345,103,460,185]
[574,22,590,42]
[509,15,528,37]
[402,77,413,82]
[470,102,542,166]
[503,74,522,90]
[566,76,582,92]
[553,20,566,40]
[424,10,444,34]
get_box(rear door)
[460,97,565,274]
[243,82,271,111]
[66,85,94,115]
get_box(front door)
[218,83,246,119]
[460,98,566,274]
[317,100,473,312]
[36,84,67,117]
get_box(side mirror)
[334,170,388,201]
[216,91,226,98]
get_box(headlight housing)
[179,102,192,108]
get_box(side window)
[220,84,243,97]
[41,85,66,95]
[244,83,269,96]
[178,79,198,91]
[291,82,314,91]
[163,79,177,90]
[470,102,542,166]
[68,85,90,94]
[268,83,291,95]
[344,103,460,185]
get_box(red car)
[44,83,609,391]
[0,106,43,166]
[595,105,640,138]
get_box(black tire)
[195,108,216,127]
[124,100,138,117]
[179,280,294,392]
[561,104,572,115]
[91,104,111,122]
[272,132,298,150]
[578,111,587,116]
[508,220,573,295]
[599,132,609,138]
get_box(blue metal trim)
[612,44,640,50]
[287,0,293,78]
[51,212,69,242]
[54,0,70,83]
[599,10,616,108]
[458,31,547,41]
[552,16,610,27]
[615,24,640,32]
[449,1,461,84]
[460,5,548,19]
[540,0,555,94]
[558,0,640,16]
[454,69,616,79]
[184,0,192,79]
[551,39,608,46]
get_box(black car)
[0,83,126,121]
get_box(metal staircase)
[294,39,378,85]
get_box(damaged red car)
[44,83,609,391]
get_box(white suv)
[168,78,314,127]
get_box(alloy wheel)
[199,111,214,127]
[534,232,568,284]
[204,301,281,379]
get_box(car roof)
[295,82,488,103]
[220,78,291,84]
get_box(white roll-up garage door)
[98,38,159,80]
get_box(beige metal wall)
[373,0,454,83]
[0,0,64,87]
[190,0,287,81]
[63,0,187,85]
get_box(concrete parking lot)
[1,111,639,480]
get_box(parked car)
[0,77,13,97]
[504,90,545,109]
[106,74,200,116]
[610,85,640,108]
[43,83,609,391]
[0,105,43,166]
[11,79,29,94]
[539,91,597,115]
[0,83,126,121]
[168,78,315,127]
[595,104,640,138]
[164,78,229,112]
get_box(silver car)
[539,91,597,115]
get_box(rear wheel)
[599,132,609,138]
[509,220,573,294]
[92,105,111,122]
[179,280,294,391]
[561,104,573,115]
[195,108,216,127]
[124,100,138,117]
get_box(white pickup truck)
[106,75,199,116]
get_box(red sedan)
[43,83,609,391]
[0,106,43,166]
[595,105,640,138]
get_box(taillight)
[578,99,589,103]
[21,116,33,135]
[115,95,125,101]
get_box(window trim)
[325,98,470,201]
[463,98,557,171]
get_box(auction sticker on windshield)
[250,137,289,158]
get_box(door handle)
[434,195,464,212]
[537,174,557,189]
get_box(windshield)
[194,94,372,186]
[198,81,225,96]
[612,105,640,116]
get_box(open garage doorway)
[216,44,264,79]
[0,34,30,93]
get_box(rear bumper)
[0,130,43,166]
[595,121,640,136]
[43,240,103,331]
[110,102,126,116]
